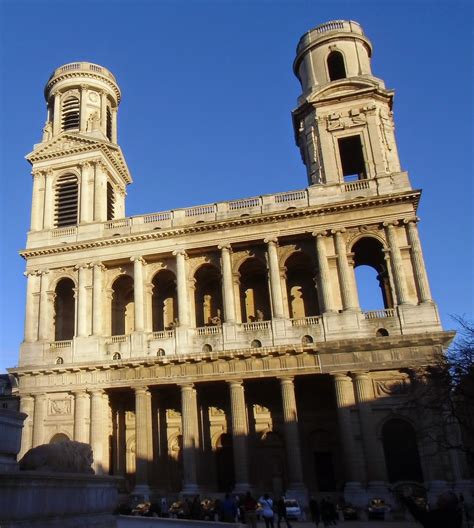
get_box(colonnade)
[19,371,393,494]
[23,219,432,343]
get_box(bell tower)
[26,62,131,238]
[292,20,407,194]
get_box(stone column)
[75,264,90,337]
[180,383,199,493]
[93,161,107,222]
[43,170,54,229]
[134,386,151,497]
[24,271,41,342]
[352,372,387,489]
[52,91,61,135]
[333,375,363,493]
[79,162,92,223]
[19,395,35,458]
[30,171,45,231]
[228,380,250,492]
[32,393,47,447]
[313,231,336,312]
[92,263,105,336]
[265,237,285,318]
[38,271,53,341]
[333,230,359,311]
[279,377,305,491]
[90,389,105,473]
[220,245,236,323]
[100,91,108,134]
[404,218,432,303]
[173,250,189,327]
[74,391,90,443]
[384,221,409,305]
[131,257,146,332]
[80,84,88,132]
[112,108,118,143]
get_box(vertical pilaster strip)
[90,389,105,473]
[32,393,47,447]
[112,108,118,143]
[279,377,305,489]
[30,171,45,231]
[384,221,409,305]
[333,374,361,483]
[228,380,250,491]
[100,91,108,134]
[220,245,236,323]
[131,257,146,332]
[180,383,199,493]
[134,386,151,493]
[19,395,34,458]
[92,263,105,336]
[80,84,88,132]
[38,271,51,341]
[24,271,40,342]
[405,218,432,303]
[76,264,90,337]
[265,237,285,318]
[52,92,61,135]
[43,170,54,229]
[173,250,189,327]
[79,162,91,223]
[74,391,90,443]
[334,229,358,311]
[93,161,106,222]
[313,231,335,312]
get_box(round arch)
[284,251,320,318]
[238,257,271,322]
[49,432,70,444]
[54,277,75,341]
[151,269,178,331]
[194,263,223,327]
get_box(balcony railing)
[242,321,271,331]
[364,309,396,319]
[50,340,72,349]
[196,326,222,336]
[106,334,129,344]
[291,316,322,327]
[151,330,174,340]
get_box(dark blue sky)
[0,0,472,372]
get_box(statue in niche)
[210,308,222,326]
[86,111,100,132]
[42,121,52,142]
[19,441,94,474]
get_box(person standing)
[259,494,275,528]
[309,497,321,527]
[220,494,238,523]
[244,492,259,528]
[275,496,291,528]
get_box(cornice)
[45,71,121,103]
[20,191,420,259]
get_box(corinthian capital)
[130,256,146,265]
[172,249,187,258]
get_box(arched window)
[107,181,115,221]
[382,419,423,482]
[202,344,212,352]
[106,105,112,140]
[61,96,80,130]
[113,352,121,360]
[54,278,75,340]
[55,174,78,227]
[194,264,223,327]
[302,335,313,344]
[285,252,320,318]
[327,50,346,81]
[55,356,64,365]
[352,237,393,309]
[111,275,134,335]
[239,258,271,322]
[152,270,178,331]
[251,339,262,348]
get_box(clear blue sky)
[0,0,472,373]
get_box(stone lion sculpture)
[19,440,94,474]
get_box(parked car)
[341,503,358,520]
[285,499,302,520]
[367,498,391,520]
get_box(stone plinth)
[0,408,27,471]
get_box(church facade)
[12,20,468,504]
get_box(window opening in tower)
[327,51,347,81]
[107,181,115,220]
[338,135,366,181]
[106,106,112,141]
[55,174,78,227]
[61,97,80,131]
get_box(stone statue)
[87,111,100,132]
[210,308,222,326]
[42,121,52,142]
[19,440,94,474]
[256,309,264,321]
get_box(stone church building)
[12,20,469,504]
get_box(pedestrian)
[220,493,238,523]
[259,494,275,528]
[309,496,321,527]
[244,491,259,528]
[275,496,291,528]
[320,498,335,527]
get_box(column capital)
[80,84,89,91]
[333,372,352,380]
[90,388,105,397]
[351,371,370,380]
[31,169,46,179]
[33,392,47,400]
[24,269,42,278]
[264,236,279,245]
[179,382,194,391]
[227,379,244,388]
[331,227,346,236]
[383,220,399,228]
[403,216,420,225]
[130,256,146,265]
[218,243,233,252]
[74,263,92,271]
[279,375,295,385]
[92,261,106,271]
[312,230,328,238]
[172,249,188,258]
[73,390,90,399]
[133,385,150,395]
[78,160,92,169]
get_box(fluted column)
[30,171,45,231]
[173,250,189,327]
[313,231,336,312]
[134,386,151,495]
[32,393,47,447]
[279,377,305,489]
[92,263,105,336]
[24,271,41,342]
[38,271,53,341]
[74,391,90,443]
[180,383,199,493]
[220,245,236,323]
[80,84,88,132]
[333,229,358,311]
[52,92,61,135]
[75,264,90,337]
[352,372,387,483]
[90,389,105,473]
[384,221,409,305]
[265,237,285,318]
[228,380,250,491]
[131,256,146,332]
[19,395,34,458]
[333,374,362,483]
[405,218,432,303]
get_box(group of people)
[309,497,338,527]
[239,492,293,528]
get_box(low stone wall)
[0,471,121,527]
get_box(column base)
[453,478,474,498]
[131,484,151,501]
[367,480,390,499]
[427,480,449,507]
[181,483,200,496]
[285,483,308,508]
[343,481,366,508]
[233,482,252,495]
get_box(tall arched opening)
[54,278,75,340]
[239,258,271,322]
[111,275,134,335]
[194,264,223,326]
[285,252,320,318]
[152,270,178,331]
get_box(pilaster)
[73,390,90,443]
[180,383,199,494]
[173,250,190,327]
[228,380,250,492]
[313,231,336,312]
[219,244,236,323]
[32,393,47,447]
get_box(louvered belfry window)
[106,106,112,140]
[107,181,115,220]
[55,174,78,227]
[61,96,80,130]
